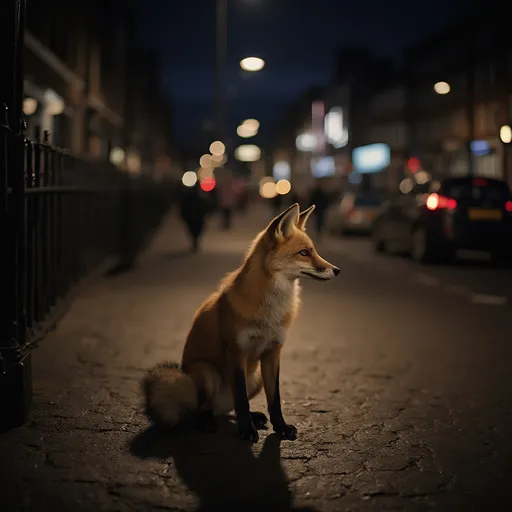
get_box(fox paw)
[238,425,259,443]
[250,411,268,430]
[274,423,297,441]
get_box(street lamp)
[433,81,450,95]
[240,57,265,72]
[500,125,512,144]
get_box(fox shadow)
[129,419,318,512]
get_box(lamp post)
[215,0,228,143]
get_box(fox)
[142,203,339,442]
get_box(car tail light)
[506,201,512,212]
[426,193,457,211]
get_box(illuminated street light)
[209,140,225,156]
[276,179,291,195]
[242,119,259,131]
[235,144,261,162]
[260,180,277,199]
[500,125,512,144]
[240,57,265,72]
[433,81,450,95]
[199,154,212,168]
[182,171,198,187]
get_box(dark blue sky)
[136,0,478,150]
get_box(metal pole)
[466,32,475,176]
[215,0,227,143]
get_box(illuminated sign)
[324,107,348,148]
[470,140,490,156]
[311,156,335,178]
[352,143,390,174]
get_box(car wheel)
[411,227,433,263]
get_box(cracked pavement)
[1,204,511,511]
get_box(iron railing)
[1,125,174,376]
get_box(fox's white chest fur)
[237,275,300,356]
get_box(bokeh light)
[260,181,277,199]
[240,57,265,72]
[182,171,198,187]
[275,179,291,195]
[200,176,216,192]
[433,81,450,95]
[209,141,225,156]
[235,144,261,162]
[199,154,211,168]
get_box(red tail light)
[473,178,488,187]
[426,193,457,211]
[506,201,512,212]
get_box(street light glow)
[260,181,277,199]
[235,144,261,162]
[276,179,291,195]
[242,119,259,131]
[209,140,225,156]
[199,154,212,168]
[500,125,512,144]
[240,57,265,72]
[23,97,38,116]
[182,171,198,187]
[434,81,450,95]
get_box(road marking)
[445,284,471,297]
[412,273,441,287]
[471,294,508,306]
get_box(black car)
[372,176,512,263]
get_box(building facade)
[405,6,511,186]
[22,0,176,178]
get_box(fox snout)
[301,257,340,281]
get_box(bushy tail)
[142,361,197,427]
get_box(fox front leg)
[229,351,259,442]
[261,345,297,440]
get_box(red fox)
[143,203,339,442]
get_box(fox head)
[262,203,339,281]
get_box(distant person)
[309,181,330,239]
[179,184,210,252]
[217,173,236,230]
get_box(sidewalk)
[1,204,317,512]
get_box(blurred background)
[2,1,512,509]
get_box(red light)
[506,201,512,212]
[426,193,457,211]
[473,178,488,186]
[407,157,421,173]
[200,176,216,192]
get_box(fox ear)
[296,204,315,231]
[268,203,299,239]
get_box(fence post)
[0,0,32,431]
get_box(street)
[1,203,512,512]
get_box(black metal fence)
[1,122,175,427]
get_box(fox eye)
[298,249,310,257]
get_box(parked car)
[327,192,383,235]
[372,176,512,263]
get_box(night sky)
[136,0,479,151]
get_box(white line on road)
[471,294,508,306]
[412,273,441,287]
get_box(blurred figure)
[179,184,210,252]
[309,181,330,239]
[217,172,236,230]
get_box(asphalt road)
[1,203,511,512]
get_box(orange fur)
[142,203,339,432]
